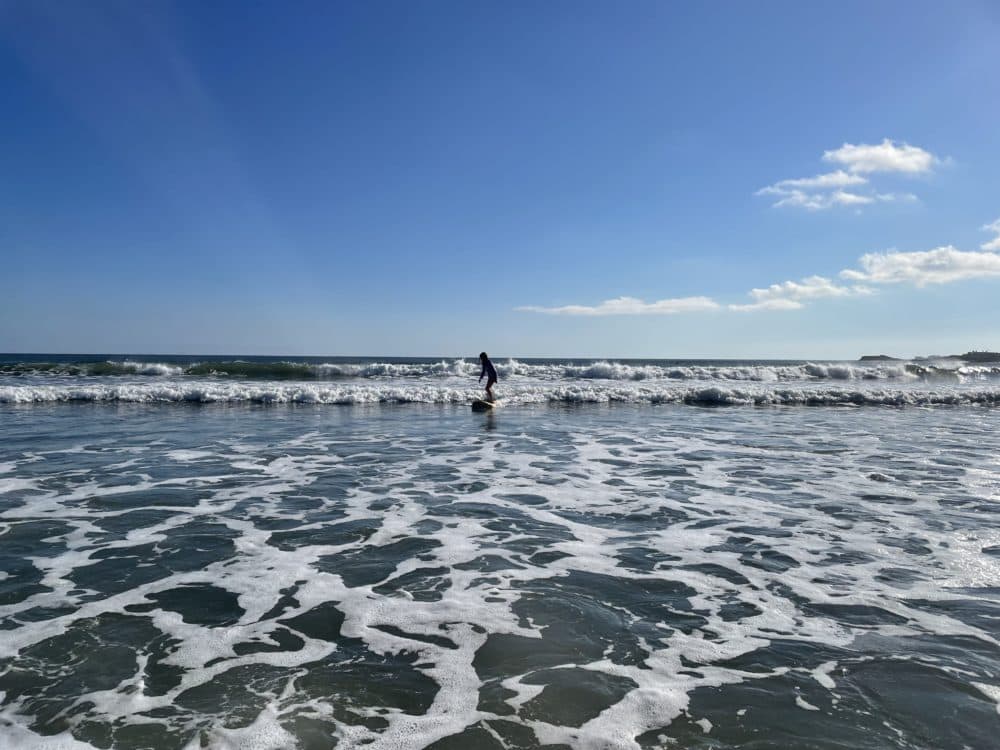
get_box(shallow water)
[1,403,999,749]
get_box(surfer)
[479,352,498,401]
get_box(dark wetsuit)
[480,358,498,387]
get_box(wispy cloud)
[982,218,1000,251]
[762,188,871,211]
[729,275,874,312]
[515,296,720,316]
[757,139,938,211]
[760,189,914,212]
[841,246,1000,286]
[728,298,805,313]
[822,139,937,174]
[764,170,868,191]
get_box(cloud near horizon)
[728,275,874,312]
[982,218,1000,251]
[515,296,720,316]
[518,219,1000,316]
[757,139,936,211]
[841,246,1000,286]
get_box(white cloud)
[769,189,871,211]
[829,190,874,207]
[729,275,874,312]
[763,188,907,211]
[822,139,937,174]
[758,139,938,211]
[875,192,919,203]
[982,218,1000,251]
[728,298,805,313]
[520,218,1000,317]
[516,296,720,316]
[757,171,872,211]
[841,246,1000,286]
[763,170,869,191]
[765,189,823,210]
[752,275,874,302]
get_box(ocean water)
[1,355,999,749]
[3,353,1000,406]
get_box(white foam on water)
[3,369,1000,407]
[199,706,299,750]
[0,475,40,494]
[116,360,186,376]
[972,683,1000,715]
[796,695,821,711]
[812,661,838,689]
[1,407,999,748]
[0,704,97,749]
[166,449,216,462]
[903,529,1000,593]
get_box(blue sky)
[1,0,998,358]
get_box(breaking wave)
[0,359,475,380]
[4,358,1000,382]
[4,382,1000,406]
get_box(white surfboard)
[471,399,500,412]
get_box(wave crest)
[4,357,1000,387]
[4,382,1000,407]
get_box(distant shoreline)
[859,351,1000,363]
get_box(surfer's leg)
[486,377,497,401]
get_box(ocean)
[1,355,999,749]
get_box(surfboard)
[471,399,499,411]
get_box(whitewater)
[2,353,999,749]
[3,354,1000,406]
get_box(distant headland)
[953,351,1000,362]
[859,351,1000,362]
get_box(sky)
[1,0,998,359]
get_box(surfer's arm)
[479,363,486,381]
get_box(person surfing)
[478,352,498,402]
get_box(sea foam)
[3,381,1000,406]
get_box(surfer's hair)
[480,352,488,359]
